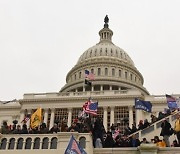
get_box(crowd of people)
[0,109,180,148]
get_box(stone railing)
[94,144,180,154]
[129,111,180,142]
[0,132,93,154]
[23,89,140,99]
[1,133,180,154]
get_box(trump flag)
[135,98,152,112]
[166,94,178,109]
[65,135,87,154]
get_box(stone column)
[100,85,103,91]
[83,86,85,92]
[110,106,115,126]
[19,109,25,125]
[26,109,31,129]
[43,108,49,125]
[136,109,143,126]
[103,107,108,132]
[91,85,94,91]
[67,108,72,127]
[109,85,112,91]
[49,108,55,129]
[128,106,133,128]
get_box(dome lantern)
[99,15,113,43]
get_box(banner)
[65,135,87,154]
[30,108,42,129]
[135,98,152,112]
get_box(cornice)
[61,77,148,95]
[19,94,144,104]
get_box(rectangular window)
[125,72,128,79]
[98,68,101,76]
[112,68,115,76]
[105,68,108,76]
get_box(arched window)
[8,138,15,150]
[111,49,113,56]
[119,70,121,77]
[112,68,115,76]
[16,138,24,149]
[90,51,92,57]
[33,138,40,149]
[98,68,101,76]
[74,74,76,80]
[42,137,49,149]
[91,69,94,74]
[95,49,97,56]
[125,72,128,79]
[25,138,32,149]
[0,138,7,150]
[120,52,123,58]
[130,74,133,80]
[50,137,57,149]
[79,137,86,149]
[105,68,108,76]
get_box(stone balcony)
[1,132,180,154]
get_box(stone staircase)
[131,111,180,143]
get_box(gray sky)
[0,0,180,100]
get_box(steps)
[130,111,180,143]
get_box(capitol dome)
[60,16,149,95]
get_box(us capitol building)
[0,16,180,154]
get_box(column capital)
[128,105,133,109]
[50,108,55,112]
[43,108,49,112]
[103,106,108,110]
[110,106,115,109]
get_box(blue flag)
[135,98,152,112]
[65,135,87,154]
[166,94,178,109]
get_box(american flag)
[85,70,95,80]
[21,115,30,123]
[83,100,98,115]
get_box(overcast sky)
[0,0,180,100]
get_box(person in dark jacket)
[160,119,172,147]
[138,120,144,130]
[0,121,10,134]
[143,119,150,129]
[129,135,140,147]
[40,123,49,134]
[13,125,22,134]
[49,123,60,133]
[103,131,115,148]
[131,123,137,134]
[21,123,28,134]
